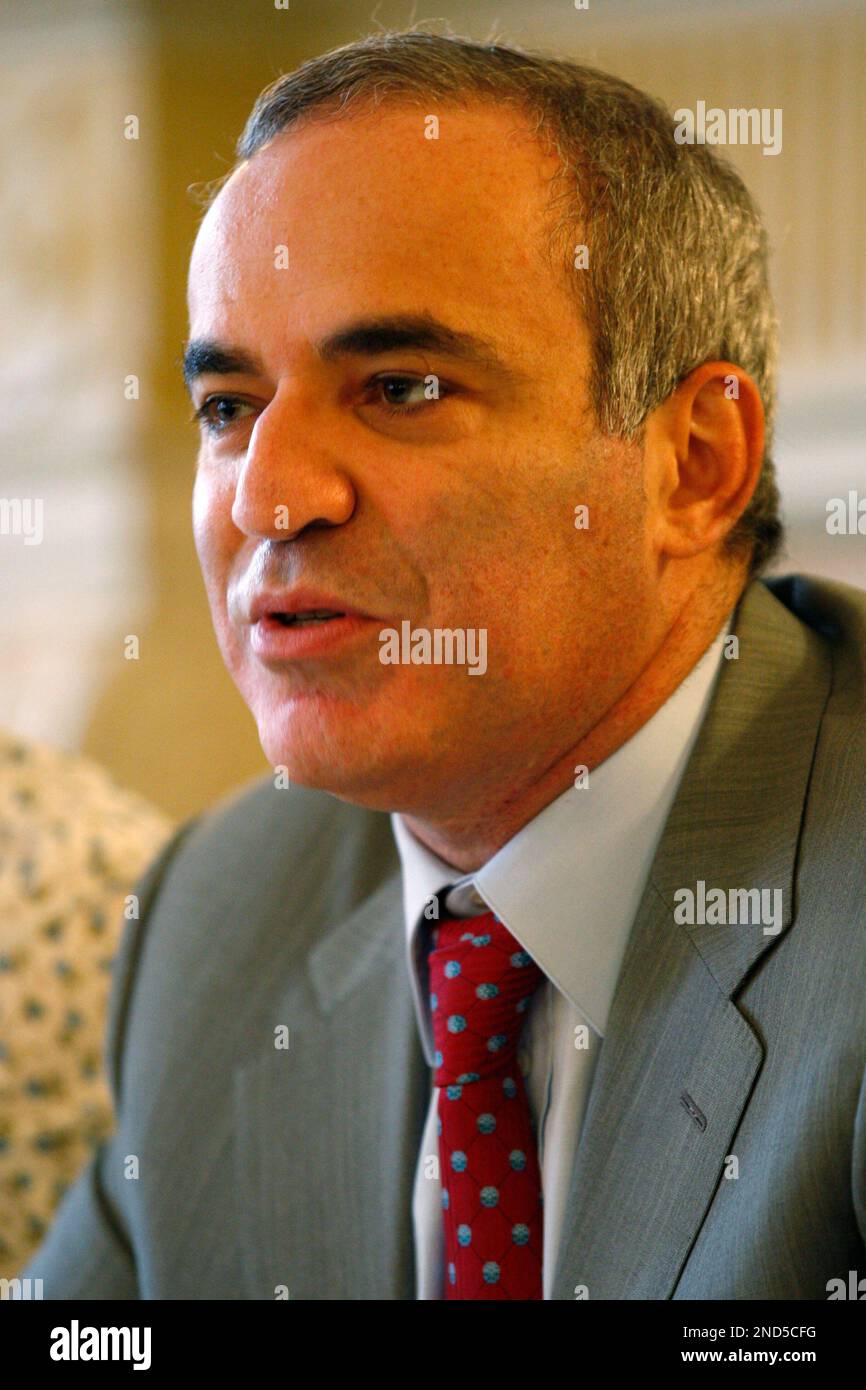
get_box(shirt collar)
[392,618,731,1061]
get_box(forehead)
[187,101,566,346]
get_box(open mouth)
[270,609,347,627]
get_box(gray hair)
[228,28,783,575]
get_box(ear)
[644,361,765,561]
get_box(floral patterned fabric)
[0,730,172,1277]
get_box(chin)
[255,705,372,788]
[254,710,431,813]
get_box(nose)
[231,386,356,541]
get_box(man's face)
[187,101,658,819]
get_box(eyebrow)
[182,342,264,392]
[181,314,524,393]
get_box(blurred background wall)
[1,0,863,821]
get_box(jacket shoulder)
[765,572,866,708]
[103,777,397,1098]
[148,774,397,939]
[764,572,866,897]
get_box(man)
[23,31,866,1300]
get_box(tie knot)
[428,910,545,1087]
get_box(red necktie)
[428,909,546,1299]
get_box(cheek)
[192,466,235,597]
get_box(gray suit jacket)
[24,575,866,1299]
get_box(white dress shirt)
[391,618,732,1298]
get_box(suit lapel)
[233,868,429,1299]
[552,580,833,1299]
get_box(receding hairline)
[200,88,576,304]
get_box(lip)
[249,611,377,661]
[245,588,380,663]
[247,588,375,625]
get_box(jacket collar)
[550,578,833,1298]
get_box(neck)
[401,564,748,873]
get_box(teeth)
[274,610,343,626]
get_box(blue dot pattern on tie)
[427,909,546,1299]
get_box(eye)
[368,374,449,416]
[192,395,257,436]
